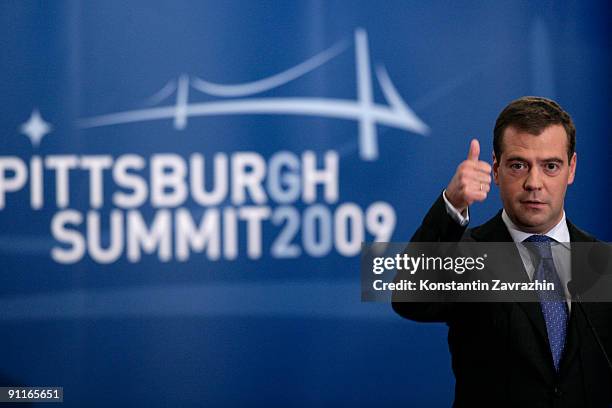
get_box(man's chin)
[510,211,552,233]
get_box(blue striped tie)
[524,235,568,372]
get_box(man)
[393,97,612,407]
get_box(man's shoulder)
[461,210,509,242]
[566,219,599,242]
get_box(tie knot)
[523,235,554,259]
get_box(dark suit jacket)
[393,193,612,407]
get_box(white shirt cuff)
[442,189,469,226]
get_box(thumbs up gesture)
[445,139,492,213]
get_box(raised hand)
[445,139,492,212]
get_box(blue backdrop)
[1,1,610,406]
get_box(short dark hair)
[493,96,576,161]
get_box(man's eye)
[510,163,525,170]
[545,163,560,171]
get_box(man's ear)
[492,153,500,185]
[568,152,577,185]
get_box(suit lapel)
[558,219,595,375]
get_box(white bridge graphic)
[77,28,429,161]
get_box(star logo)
[20,109,53,147]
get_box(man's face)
[493,124,576,234]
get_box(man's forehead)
[500,125,569,158]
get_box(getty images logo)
[77,28,429,161]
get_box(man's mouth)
[520,200,547,209]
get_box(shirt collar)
[501,209,571,246]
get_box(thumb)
[467,139,480,162]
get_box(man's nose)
[524,167,543,191]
